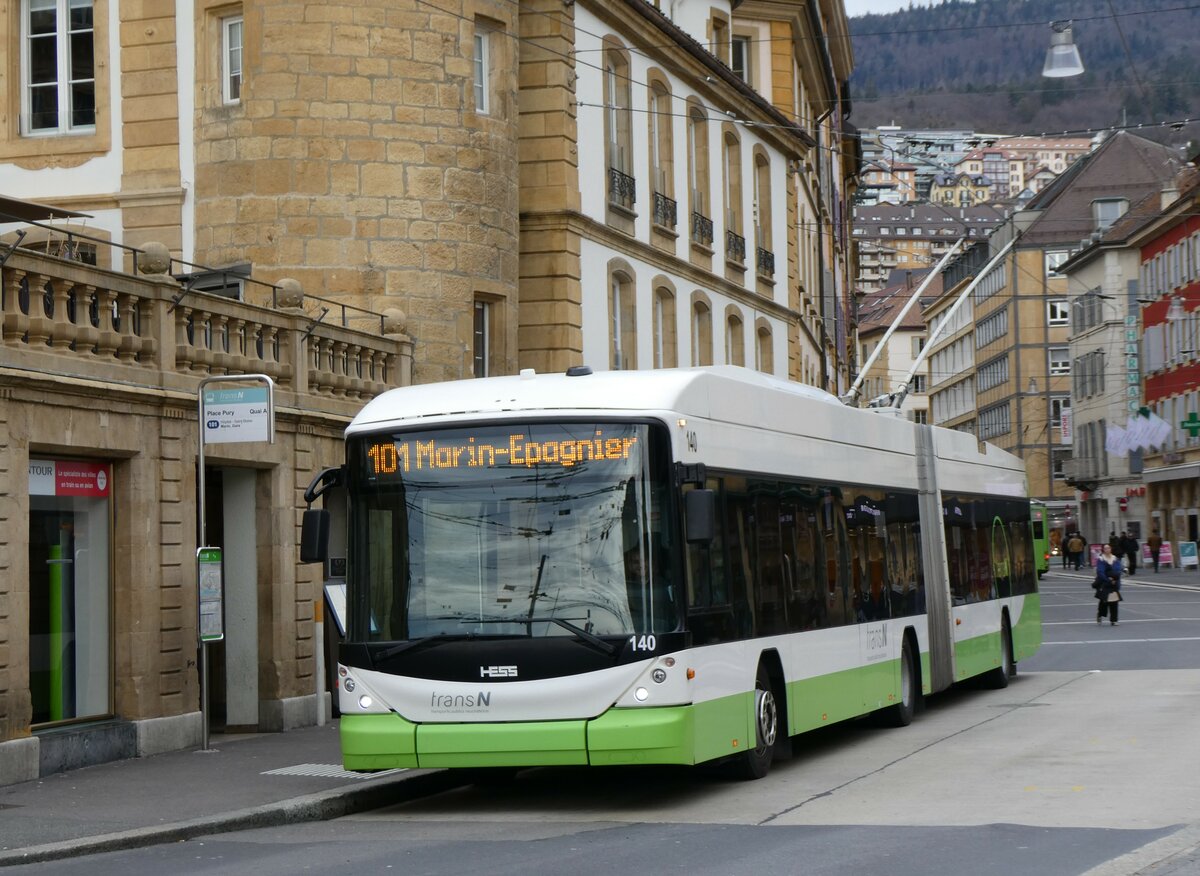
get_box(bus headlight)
[343,678,356,692]
[651,668,667,684]
[635,687,649,701]
[359,695,374,710]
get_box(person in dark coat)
[1121,532,1139,576]
[1093,544,1123,626]
[1147,529,1164,573]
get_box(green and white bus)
[301,366,1041,780]
[1031,501,1051,577]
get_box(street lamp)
[1043,21,1085,78]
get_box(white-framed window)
[731,34,752,84]
[1092,197,1127,232]
[473,24,491,114]
[1047,299,1069,325]
[222,15,243,105]
[1045,250,1069,277]
[22,0,96,134]
[473,298,490,377]
[1048,346,1071,375]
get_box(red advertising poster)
[28,460,111,497]
[55,460,110,496]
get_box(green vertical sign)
[198,547,224,642]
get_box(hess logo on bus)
[480,665,518,678]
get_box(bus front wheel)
[732,667,778,780]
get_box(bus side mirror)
[300,509,330,564]
[685,489,715,544]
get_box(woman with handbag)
[1094,544,1123,626]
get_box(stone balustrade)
[0,248,412,414]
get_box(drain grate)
[261,763,406,780]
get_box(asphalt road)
[13,569,1200,876]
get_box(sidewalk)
[0,721,457,867]
[1045,560,1200,588]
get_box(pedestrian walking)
[1093,544,1123,626]
[1147,529,1164,573]
[1121,532,1139,576]
[1067,532,1086,571]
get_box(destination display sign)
[364,429,640,477]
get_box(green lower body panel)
[418,720,588,768]
[588,706,696,766]
[786,659,901,735]
[1012,594,1043,662]
[954,630,1000,680]
[342,701,742,771]
[341,713,419,770]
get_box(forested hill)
[848,0,1200,136]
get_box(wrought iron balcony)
[691,212,714,247]
[652,192,677,230]
[756,247,775,277]
[726,230,746,265]
[608,167,636,211]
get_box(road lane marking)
[1040,636,1200,644]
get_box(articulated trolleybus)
[301,366,1041,779]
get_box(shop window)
[28,458,111,725]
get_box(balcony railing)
[756,247,775,277]
[0,248,412,412]
[691,212,714,247]
[608,167,636,211]
[725,230,746,265]
[652,192,677,230]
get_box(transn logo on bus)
[480,665,518,678]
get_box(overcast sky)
[843,0,949,16]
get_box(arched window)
[653,284,677,368]
[725,308,744,366]
[609,265,636,370]
[687,104,712,246]
[753,149,773,277]
[648,78,675,230]
[691,296,713,366]
[755,322,773,373]
[723,130,744,266]
[604,44,634,211]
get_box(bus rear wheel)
[880,637,917,727]
[732,667,778,780]
[983,620,1014,689]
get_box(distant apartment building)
[992,137,1094,176]
[858,161,918,205]
[968,132,1181,535]
[924,242,999,436]
[852,270,938,422]
[860,125,999,200]
[957,137,1096,202]
[851,203,1009,293]
[1060,156,1200,547]
[930,172,992,207]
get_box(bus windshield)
[347,421,679,643]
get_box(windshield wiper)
[372,633,474,665]
[471,616,621,657]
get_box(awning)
[0,194,92,222]
[1145,462,1200,484]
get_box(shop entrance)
[28,459,111,726]
[202,467,260,733]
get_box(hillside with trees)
[849,0,1200,136]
